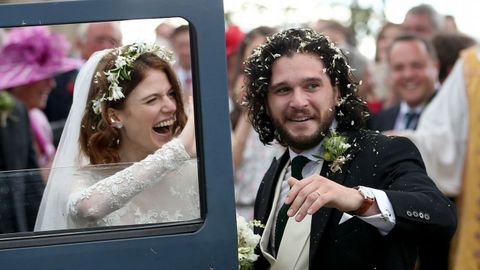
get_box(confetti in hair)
[242,28,368,145]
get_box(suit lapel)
[256,150,289,265]
[1,104,22,169]
[388,104,401,131]
[309,131,360,267]
[309,160,335,266]
[255,150,289,228]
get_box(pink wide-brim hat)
[0,26,83,90]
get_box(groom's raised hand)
[284,175,365,222]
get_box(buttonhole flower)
[314,129,351,173]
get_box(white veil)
[34,50,110,231]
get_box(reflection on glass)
[169,25,193,97]
[0,169,44,234]
[38,160,199,230]
[0,18,199,234]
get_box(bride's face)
[112,68,178,160]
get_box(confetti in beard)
[272,107,336,151]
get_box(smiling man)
[242,28,456,270]
[267,53,338,152]
[372,33,438,133]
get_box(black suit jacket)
[0,100,44,233]
[253,129,456,270]
[370,103,401,132]
[43,69,79,146]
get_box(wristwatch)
[350,186,375,215]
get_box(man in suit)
[44,22,123,146]
[392,45,480,270]
[372,33,438,132]
[372,33,451,270]
[242,28,456,270]
[0,96,44,233]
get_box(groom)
[242,28,456,270]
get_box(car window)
[0,18,202,239]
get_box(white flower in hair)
[114,55,128,68]
[92,98,102,115]
[91,42,175,114]
[105,70,117,84]
[110,84,125,100]
[140,42,150,53]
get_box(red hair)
[79,47,187,164]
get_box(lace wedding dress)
[67,139,200,228]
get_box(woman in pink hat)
[0,26,82,173]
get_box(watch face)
[351,186,375,215]
[358,186,375,199]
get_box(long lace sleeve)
[67,138,191,222]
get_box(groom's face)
[266,53,338,153]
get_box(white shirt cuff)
[360,187,396,235]
[338,187,396,236]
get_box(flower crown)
[91,42,175,114]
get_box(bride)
[35,42,199,230]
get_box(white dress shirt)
[393,101,424,131]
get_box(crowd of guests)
[226,4,477,270]
[0,2,478,269]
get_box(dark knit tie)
[405,111,420,130]
[274,155,310,255]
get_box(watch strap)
[350,186,375,215]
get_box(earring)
[111,121,123,129]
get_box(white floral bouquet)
[237,215,263,270]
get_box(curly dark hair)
[243,28,368,145]
[79,46,187,164]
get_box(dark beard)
[273,112,335,151]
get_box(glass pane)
[0,17,200,235]
[37,160,200,231]
[0,169,44,234]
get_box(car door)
[0,0,238,269]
